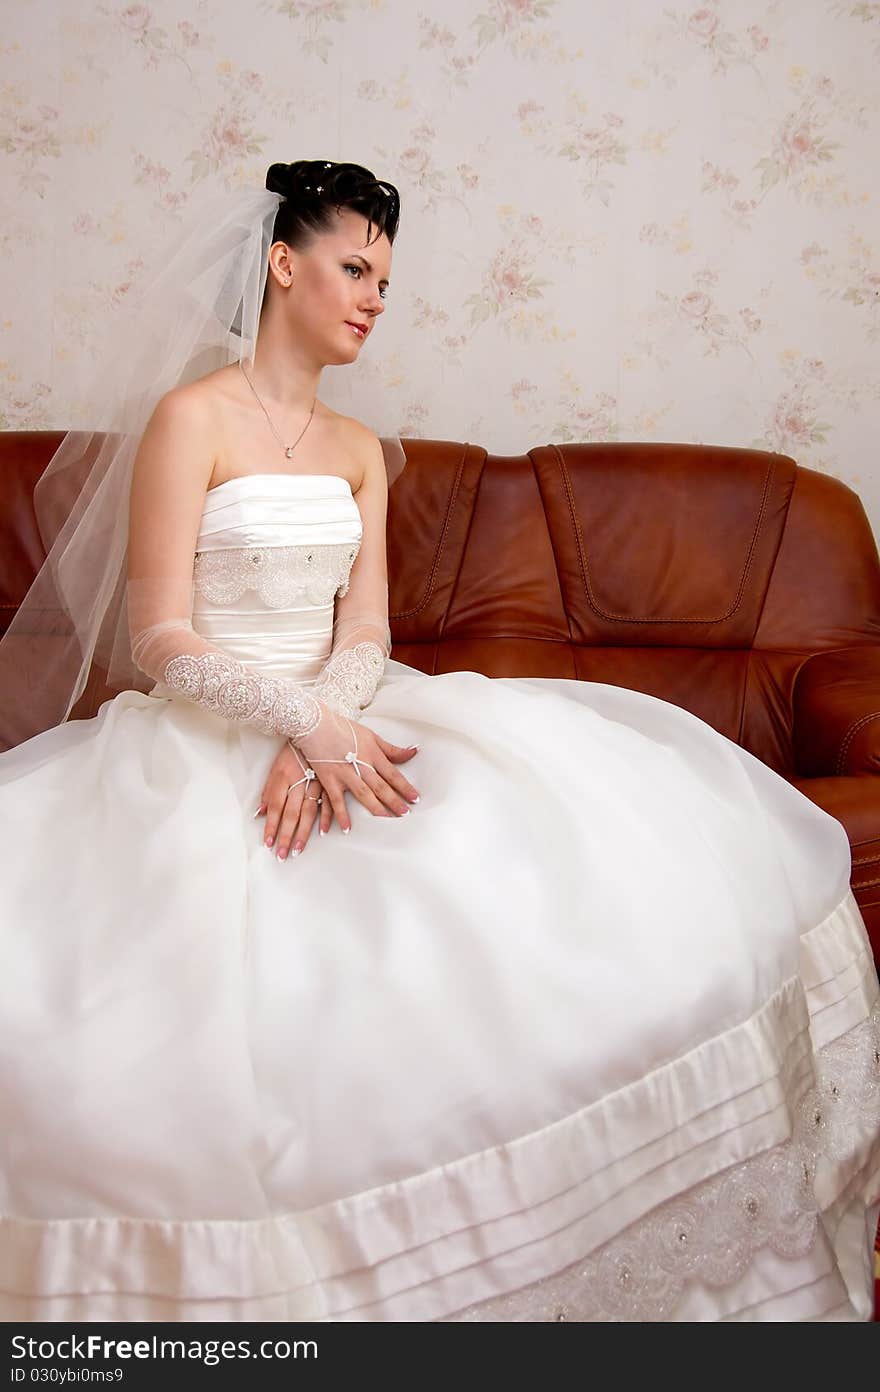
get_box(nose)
[361,286,385,316]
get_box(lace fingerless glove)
[162,650,324,740]
[309,639,387,722]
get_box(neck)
[247,302,322,411]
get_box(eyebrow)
[347,252,390,286]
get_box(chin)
[325,337,363,367]
[323,351,359,370]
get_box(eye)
[343,264,389,300]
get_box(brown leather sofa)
[3,431,879,965]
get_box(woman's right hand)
[294,705,420,833]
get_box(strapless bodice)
[190,473,362,683]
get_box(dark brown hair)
[265,159,400,249]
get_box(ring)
[305,793,322,803]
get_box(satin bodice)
[190,473,362,683]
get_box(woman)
[0,161,877,1323]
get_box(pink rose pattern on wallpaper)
[1,0,879,535]
[0,92,60,197]
[657,6,771,80]
[187,65,269,182]
[106,2,206,76]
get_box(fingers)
[321,736,420,820]
[370,742,420,807]
[261,793,282,851]
[258,773,323,859]
[323,781,353,834]
[262,777,299,850]
[290,792,322,858]
[379,756,420,806]
[256,736,423,848]
[376,736,420,764]
[360,761,416,816]
[337,766,398,820]
[273,787,307,860]
[276,784,331,859]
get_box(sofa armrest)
[792,646,880,777]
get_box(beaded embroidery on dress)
[0,472,878,1323]
[192,540,360,609]
[445,1004,880,1322]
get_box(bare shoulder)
[158,361,243,420]
[135,376,222,499]
[148,374,219,435]
[319,405,386,495]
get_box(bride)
[0,160,878,1323]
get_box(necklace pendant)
[285,446,295,459]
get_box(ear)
[268,240,294,287]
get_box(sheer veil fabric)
[1,181,878,1326]
[0,185,405,751]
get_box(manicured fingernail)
[342,826,350,834]
[292,845,301,856]
[265,835,274,848]
[409,745,420,752]
[319,828,326,836]
[399,807,410,816]
[411,795,420,803]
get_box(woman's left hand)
[255,740,335,860]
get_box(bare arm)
[126,387,324,740]
[306,427,392,723]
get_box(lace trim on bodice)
[192,541,361,608]
[443,1003,880,1322]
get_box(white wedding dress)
[1,472,878,1323]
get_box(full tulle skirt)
[1,658,877,1321]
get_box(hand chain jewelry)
[286,744,323,805]
[287,715,379,782]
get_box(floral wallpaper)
[2,0,879,540]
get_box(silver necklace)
[238,360,317,460]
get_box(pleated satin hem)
[2,887,878,1323]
